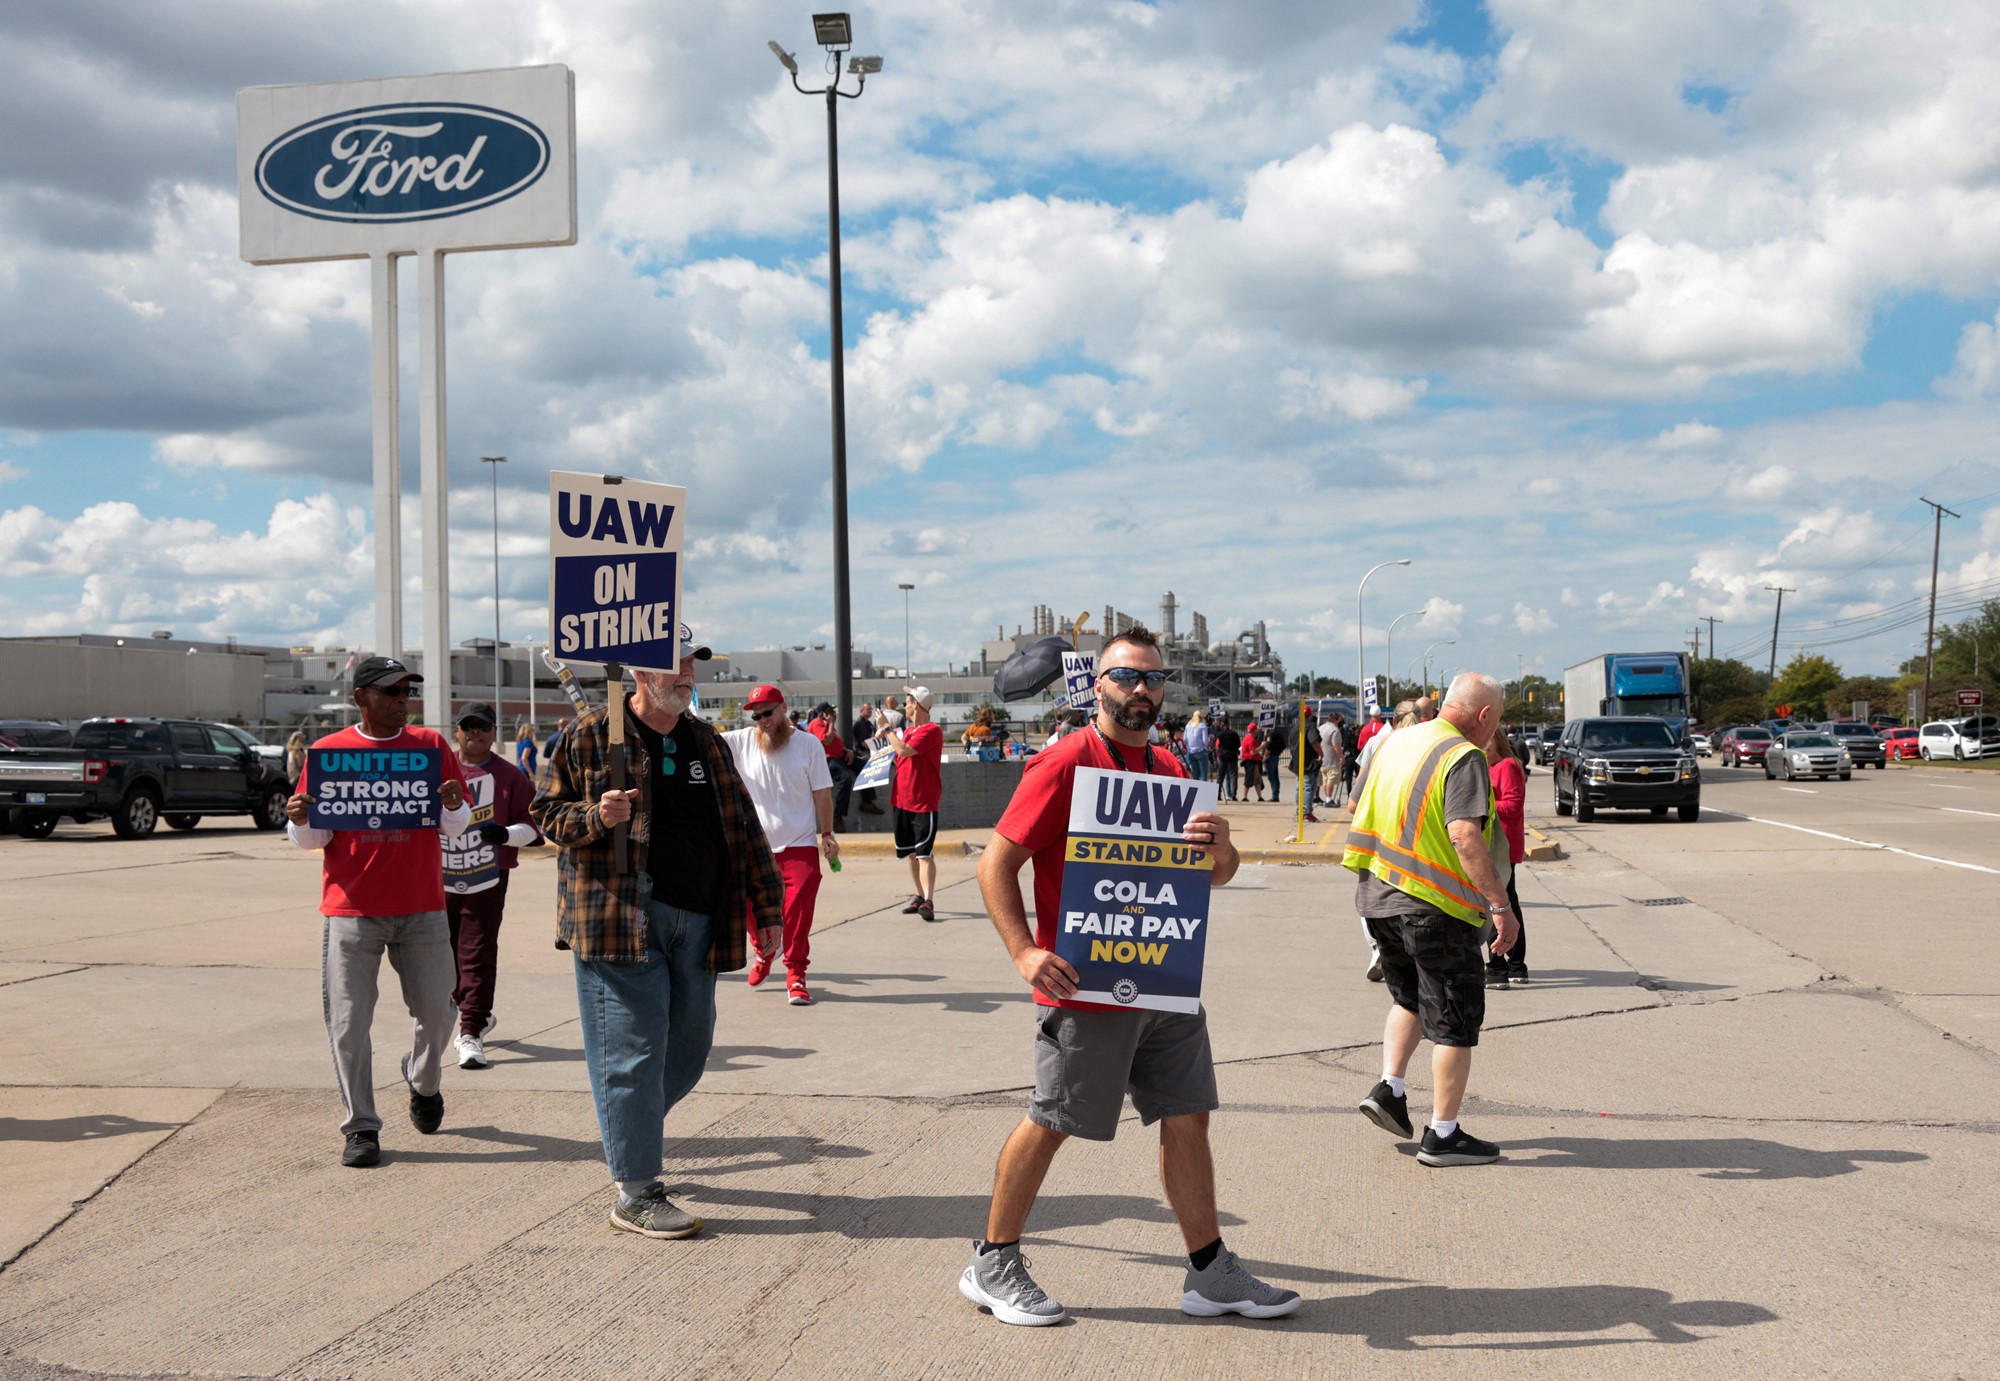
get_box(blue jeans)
[1187,750,1210,781]
[573,900,717,1182]
[1217,759,1239,800]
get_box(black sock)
[1189,1238,1223,1272]
[978,1237,1018,1255]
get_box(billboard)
[238,65,576,264]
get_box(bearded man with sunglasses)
[531,634,784,1240]
[958,626,1301,1327]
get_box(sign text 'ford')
[255,103,549,223]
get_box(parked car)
[1867,713,1903,731]
[1766,730,1852,781]
[1689,729,1713,756]
[1918,714,2000,761]
[1881,726,1921,761]
[1553,716,1700,822]
[1718,726,1774,767]
[0,717,292,839]
[1818,720,1887,769]
[0,720,73,749]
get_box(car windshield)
[72,722,170,752]
[1788,734,1836,748]
[1734,728,1772,741]
[1828,724,1875,736]
[1578,722,1678,751]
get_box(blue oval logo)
[255,103,549,224]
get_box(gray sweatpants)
[322,911,455,1135]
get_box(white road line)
[1929,783,1972,790]
[1778,787,1817,794]
[1943,807,2000,818]
[1705,809,2000,876]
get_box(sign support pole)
[369,253,403,660]
[418,249,451,730]
[605,661,627,874]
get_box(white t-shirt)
[722,726,833,851]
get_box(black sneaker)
[1417,1125,1500,1166]
[1507,969,1531,986]
[342,1130,380,1168]
[409,1088,444,1135]
[1357,1081,1414,1140]
[918,900,936,922]
[901,895,924,914]
[1485,969,1510,990]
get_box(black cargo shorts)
[1365,911,1487,1046]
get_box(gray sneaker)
[1181,1247,1302,1319]
[959,1241,1067,1326]
[610,1183,702,1239]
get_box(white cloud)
[0,460,24,484]
[1938,308,2000,399]
[1728,464,1797,501]
[1514,603,1557,635]
[1654,421,1722,450]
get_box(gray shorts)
[1028,1004,1219,1142]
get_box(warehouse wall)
[0,643,266,723]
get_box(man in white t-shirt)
[722,684,838,1005]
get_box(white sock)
[1383,1075,1406,1098]
[617,1178,655,1204]
[1430,1118,1458,1139]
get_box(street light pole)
[898,581,915,676]
[771,18,882,748]
[1357,559,1412,718]
[480,454,506,718]
[1420,639,1456,697]
[1383,608,1425,709]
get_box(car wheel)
[254,785,289,831]
[1722,750,1734,767]
[1921,745,1931,760]
[1875,760,1886,769]
[1764,759,1775,779]
[1555,783,1572,817]
[1575,793,1595,822]
[1954,745,1965,760]
[166,814,202,831]
[1840,772,1851,781]
[16,810,58,839]
[1678,803,1700,822]
[111,787,161,839]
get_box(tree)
[1824,676,1898,721]
[1691,658,1768,724]
[1768,653,1843,720]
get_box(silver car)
[1765,731,1852,781]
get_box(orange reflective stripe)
[1396,735,1466,853]
[1344,829,1484,912]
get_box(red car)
[1718,727,1774,766]
[1881,726,1921,761]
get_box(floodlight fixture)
[848,54,883,74]
[813,12,852,47]
[767,40,798,73]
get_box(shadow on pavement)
[1500,1137,1926,1181]
[1087,1284,1777,1349]
[669,1133,871,1177]
[1497,969,1729,992]
[679,1186,1246,1241]
[793,989,1029,1014]
[0,1113,185,1143]
[705,1044,816,1072]
[804,973,947,985]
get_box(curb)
[835,838,978,859]
[1524,824,1564,862]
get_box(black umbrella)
[993,636,1076,702]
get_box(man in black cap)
[442,701,542,1069]
[287,656,470,1168]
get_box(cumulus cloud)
[1514,603,1557,635]
[1938,308,2000,399]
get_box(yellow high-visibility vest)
[1341,718,1493,926]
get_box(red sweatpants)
[746,845,823,977]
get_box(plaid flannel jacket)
[530,699,782,968]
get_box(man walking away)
[889,686,944,922]
[1213,716,1241,802]
[443,701,541,1070]
[531,635,784,1239]
[725,685,839,1006]
[1344,674,1519,1167]
[287,656,470,1168]
[960,627,1299,1325]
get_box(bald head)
[1439,672,1504,741]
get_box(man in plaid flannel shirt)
[533,631,783,1240]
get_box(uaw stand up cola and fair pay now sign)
[549,472,686,670]
[1054,768,1220,1013]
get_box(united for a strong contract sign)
[308,747,441,831]
[1054,766,1219,1013]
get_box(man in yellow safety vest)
[1341,672,1519,1167]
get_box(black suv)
[1553,716,1700,822]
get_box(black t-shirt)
[1213,726,1240,761]
[630,712,726,914]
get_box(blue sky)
[2,0,1999,692]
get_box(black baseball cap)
[353,655,422,689]
[456,701,497,728]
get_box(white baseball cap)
[905,685,934,710]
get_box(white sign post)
[238,65,576,730]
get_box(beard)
[1106,690,1159,731]
[757,717,793,751]
[637,670,694,716]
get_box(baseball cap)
[745,684,784,708]
[811,701,837,717]
[456,701,497,728]
[353,654,422,689]
[677,623,713,663]
[905,685,934,710]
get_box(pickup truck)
[0,718,292,839]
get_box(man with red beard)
[722,685,839,1005]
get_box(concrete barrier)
[844,757,1025,834]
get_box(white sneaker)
[479,1013,497,1039]
[455,1033,489,1069]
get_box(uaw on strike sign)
[1053,767,1220,1013]
[549,472,685,670]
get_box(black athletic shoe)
[901,895,924,914]
[1358,1081,1414,1140]
[1417,1125,1500,1166]
[342,1130,380,1168]
[918,900,936,922]
[1485,968,1510,990]
[409,1088,444,1135]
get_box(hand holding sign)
[440,778,464,811]
[597,788,639,827]
[1016,946,1081,1002]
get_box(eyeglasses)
[458,722,494,734]
[749,706,779,721]
[368,684,412,698]
[658,735,680,777]
[1100,668,1167,690]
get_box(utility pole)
[1689,627,1702,662]
[1702,615,1723,662]
[1919,497,1962,719]
[1764,585,1796,684]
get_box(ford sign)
[255,103,549,224]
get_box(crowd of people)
[283,631,1533,1324]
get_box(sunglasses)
[368,684,412,698]
[1100,668,1167,690]
[458,721,494,733]
[658,735,680,777]
[749,706,780,721]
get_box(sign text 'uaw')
[548,472,686,672]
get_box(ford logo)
[255,103,549,223]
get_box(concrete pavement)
[1,769,1996,1378]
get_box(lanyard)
[1092,724,1154,774]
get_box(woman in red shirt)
[1485,720,1528,988]
[1239,723,1265,801]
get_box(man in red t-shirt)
[286,656,470,1169]
[956,628,1300,1328]
[888,685,945,922]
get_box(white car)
[1919,715,1999,760]
[1689,731,1712,756]
[1765,731,1851,781]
